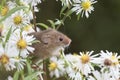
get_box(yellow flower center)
[49,62,57,71]
[23,25,32,31]
[1,6,9,16]
[13,15,22,25]
[81,54,90,63]
[110,55,119,66]
[0,54,9,64]
[15,56,20,60]
[81,0,91,10]
[17,39,27,49]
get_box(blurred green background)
[36,0,120,54]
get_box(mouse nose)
[68,38,72,45]
[64,36,72,47]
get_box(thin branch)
[43,60,47,80]
[32,7,37,32]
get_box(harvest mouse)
[29,29,71,62]
[0,29,71,80]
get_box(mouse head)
[40,29,71,49]
[28,29,71,59]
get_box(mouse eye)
[44,42,48,45]
[59,37,63,41]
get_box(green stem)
[56,15,67,30]
[81,73,85,80]
[15,0,20,5]
[52,77,56,80]
[20,70,24,80]
[56,6,72,30]
[64,74,70,80]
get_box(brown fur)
[29,29,71,62]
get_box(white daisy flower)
[66,66,82,80]
[65,54,81,69]
[10,10,31,28]
[0,1,33,36]
[65,52,98,77]
[65,54,80,66]
[26,0,41,6]
[20,0,41,8]
[92,70,117,80]
[87,76,95,80]
[2,9,33,35]
[73,0,81,3]
[23,24,35,33]
[0,43,19,71]
[7,76,13,80]
[78,51,99,76]
[14,57,26,71]
[65,54,83,80]
[97,50,120,79]
[0,1,17,36]
[2,10,31,33]
[9,29,35,58]
[64,54,82,80]
[59,0,73,7]
[72,0,97,18]
[0,1,16,17]
[7,1,17,10]
[49,56,65,78]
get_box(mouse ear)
[41,35,51,45]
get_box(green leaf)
[24,72,43,80]
[13,71,20,80]
[65,9,74,17]
[4,27,12,43]
[0,0,6,11]
[54,19,62,25]
[0,6,27,23]
[77,13,81,20]
[0,37,3,43]
[60,6,67,17]
[2,27,12,47]
[47,20,55,29]
[20,69,25,80]
[31,40,40,44]
[36,23,49,29]
[26,60,32,75]
[15,0,21,5]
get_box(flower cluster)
[0,0,42,80]
[0,0,40,71]
[58,0,97,18]
[48,51,120,80]
[1,0,116,80]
